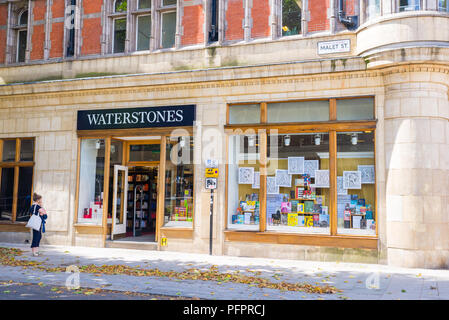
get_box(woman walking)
[30,192,47,257]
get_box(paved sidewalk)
[1,242,449,300]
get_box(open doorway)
[108,137,161,243]
[125,166,158,241]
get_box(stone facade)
[0,1,448,268]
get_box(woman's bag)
[26,205,42,231]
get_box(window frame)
[398,0,421,12]
[14,9,28,63]
[135,13,152,51]
[112,16,128,54]
[159,8,177,49]
[280,0,303,38]
[225,97,378,249]
[0,138,35,225]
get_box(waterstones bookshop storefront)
[74,97,379,257]
[0,98,382,262]
[74,104,197,247]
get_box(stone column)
[383,67,449,268]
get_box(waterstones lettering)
[77,105,196,130]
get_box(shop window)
[20,139,34,161]
[336,98,374,121]
[399,0,420,11]
[282,0,302,36]
[0,168,14,221]
[336,131,376,236]
[228,104,261,124]
[2,140,16,162]
[227,134,261,230]
[161,11,176,48]
[128,143,160,162]
[439,0,449,11]
[164,136,194,228]
[267,100,329,123]
[365,0,381,20]
[0,138,34,223]
[266,133,330,233]
[77,139,105,225]
[136,15,151,51]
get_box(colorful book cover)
[313,214,320,227]
[281,202,291,213]
[319,214,329,226]
[297,215,305,227]
[344,210,351,221]
[357,198,365,206]
[287,213,298,227]
[244,213,251,224]
[322,206,328,215]
[297,203,304,213]
[316,195,325,205]
[304,200,314,213]
[304,216,313,227]
[290,200,299,213]
[313,204,322,214]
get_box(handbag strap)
[33,204,38,216]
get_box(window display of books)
[340,194,375,230]
[266,170,329,229]
[231,193,260,225]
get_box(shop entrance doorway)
[109,137,161,243]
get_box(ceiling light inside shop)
[284,135,291,146]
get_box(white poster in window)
[337,176,348,195]
[358,165,375,184]
[252,171,260,189]
[304,160,319,178]
[314,170,329,188]
[267,176,279,194]
[275,169,291,187]
[343,171,362,189]
[238,167,254,184]
[288,157,304,175]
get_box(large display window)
[266,133,330,234]
[77,139,106,225]
[164,135,194,228]
[227,134,261,231]
[337,131,376,236]
[226,97,377,246]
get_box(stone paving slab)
[1,242,449,300]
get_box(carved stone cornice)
[0,62,448,107]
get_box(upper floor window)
[398,0,420,11]
[66,0,77,57]
[16,10,28,63]
[366,0,381,20]
[160,0,177,48]
[282,0,302,37]
[109,0,176,54]
[439,0,449,11]
[208,0,219,42]
[112,0,127,53]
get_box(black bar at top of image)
[77,104,196,130]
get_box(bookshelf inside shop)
[127,167,158,235]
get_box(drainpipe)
[338,0,358,30]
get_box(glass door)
[112,165,128,240]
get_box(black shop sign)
[77,105,196,130]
